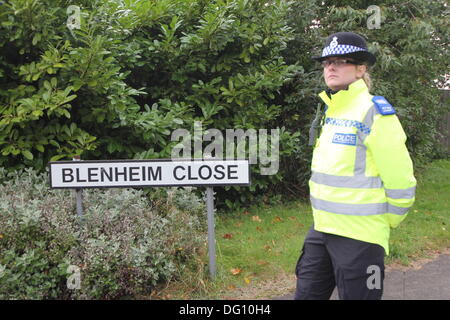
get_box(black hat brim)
[313,51,376,66]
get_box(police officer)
[295,32,416,300]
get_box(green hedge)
[0,168,206,299]
[1,0,448,208]
[278,0,449,194]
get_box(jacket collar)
[318,79,368,109]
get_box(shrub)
[1,0,447,210]
[278,0,449,196]
[0,0,300,211]
[0,168,206,299]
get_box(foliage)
[322,0,448,161]
[278,0,449,195]
[0,0,448,208]
[0,168,205,299]
[0,0,300,208]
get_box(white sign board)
[49,159,250,188]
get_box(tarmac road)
[274,253,450,300]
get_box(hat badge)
[330,36,338,48]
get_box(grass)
[155,159,450,299]
[212,201,312,297]
[387,159,450,264]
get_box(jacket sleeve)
[365,113,417,228]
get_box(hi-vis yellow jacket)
[310,79,416,255]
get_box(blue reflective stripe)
[311,196,411,216]
[311,171,383,189]
[385,186,416,199]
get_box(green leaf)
[32,33,41,46]
[49,140,60,148]
[22,150,34,160]
[61,109,71,119]
[50,154,67,161]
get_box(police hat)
[313,32,376,66]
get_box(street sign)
[48,158,250,280]
[49,159,250,188]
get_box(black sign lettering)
[187,166,198,180]
[213,165,225,180]
[142,166,146,181]
[87,167,99,182]
[115,167,127,181]
[227,165,238,179]
[50,160,249,188]
[148,166,162,181]
[101,167,113,182]
[129,167,139,181]
[173,166,185,181]
[199,165,212,180]
[62,168,74,183]
[76,168,87,182]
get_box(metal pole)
[73,156,83,217]
[206,187,216,279]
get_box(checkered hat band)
[322,44,366,57]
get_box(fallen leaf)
[244,277,251,284]
[252,215,262,222]
[272,216,283,223]
[264,245,271,251]
[230,268,242,275]
[289,216,297,221]
[223,233,233,239]
[256,226,263,232]
[243,211,250,215]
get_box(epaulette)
[372,96,396,115]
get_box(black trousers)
[294,226,385,300]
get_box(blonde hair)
[356,63,372,91]
[362,71,372,91]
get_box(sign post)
[205,187,216,279]
[72,156,83,218]
[49,159,250,279]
